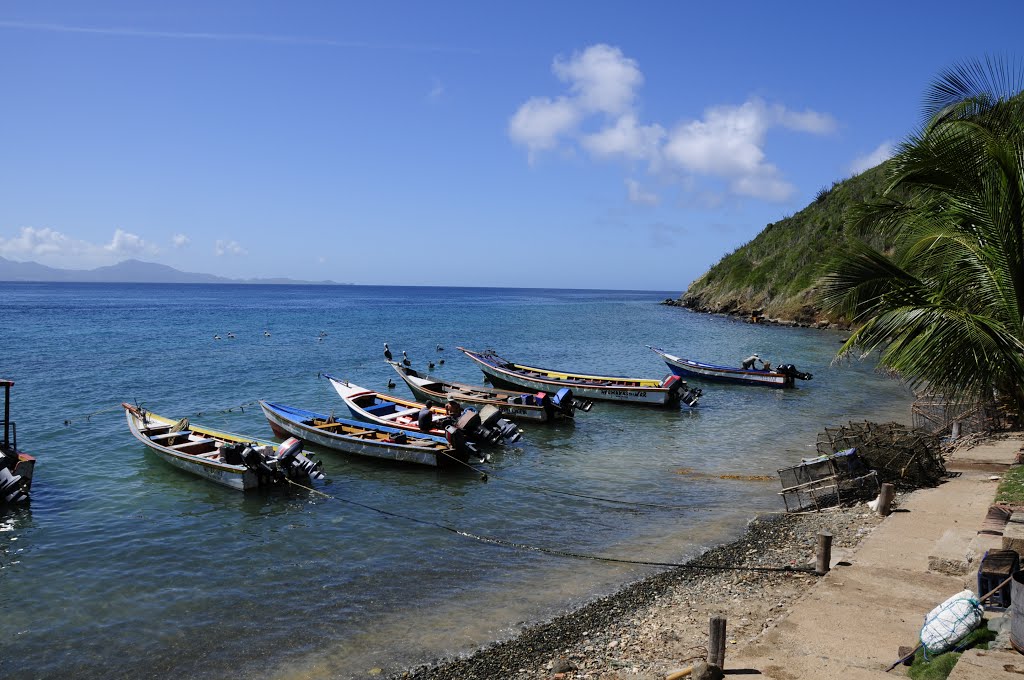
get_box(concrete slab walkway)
[728,434,1024,679]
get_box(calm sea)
[0,283,913,678]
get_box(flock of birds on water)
[209,334,447,389]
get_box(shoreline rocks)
[660,298,850,331]
[394,502,885,680]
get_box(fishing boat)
[387,361,592,424]
[457,347,701,408]
[260,401,483,467]
[648,346,813,388]
[1,378,34,505]
[122,403,325,491]
[325,374,522,445]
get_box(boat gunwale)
[458,347,670,392]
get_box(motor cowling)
[275,438,325,481]
[778,364,813,381]
[476,405,521,444]
[241,445,278,477]
[0,466,27,504]
[551,388,575,416]
[445,424,480,462]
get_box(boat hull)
[260,401,457,467]
[649,347,793,388]
[122,405,315,491]
[389,363,555,423]
[460,348,683,406]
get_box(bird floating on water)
[384,343,393,361]
[439,358,445,366]
[428,361,435,370]
[214,334,222,340]
[387,378,396,389]
[436,344,444,352]
[264,330,271,337]
[402,350,411,367]
[227,332,235,339]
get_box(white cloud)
[0,226,85,258]
[508,96,580,160]
[105,228,156,256]
[510,45,837,203]
[0,226,160,265]
[215,239,246,256]
[625,178,659,206]
[552,44,642,116]
[172,233,190,248]
[582,114,665,162]
[849,141,896,175]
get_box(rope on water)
[62,397,268,427]
[285,478,816,574]
[437,450,724,512]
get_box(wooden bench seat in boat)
[168,439,217,455]
[150,430,192,443]
[380,407,421,421]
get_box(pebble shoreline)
[394,501,886,680]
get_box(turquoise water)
[0,283,913,678]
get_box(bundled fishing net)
[816,421,946,490]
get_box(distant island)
[0,257,339,285]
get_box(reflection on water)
[0,284,913,679]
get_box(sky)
[2,2,1023,290]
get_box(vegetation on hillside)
[680,162,898,323]
[820,57,1024,417]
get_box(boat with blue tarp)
[259,400,483,467]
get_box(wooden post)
[708,615,727,668]
[877,483,895,517]
[815,531,833,575]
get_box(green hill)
[678,162,896,325]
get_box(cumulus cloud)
[552,44,641,116]
[215,239,246,256]
[508,96,581,159]
[172,233,190,248]
[849,141,896,175]
[510,45,837,203]
[625,178,659,206]
[104,228,157,256]
[0,226,159,265]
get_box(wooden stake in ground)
[877,483,895,516]
[708,615,727,668]
[816,531,833,575]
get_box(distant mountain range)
[0,257,338,285]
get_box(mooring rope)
[286,478,816,574]
[437,449,726,512]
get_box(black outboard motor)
[240,445,279,483]
[445,424,482,463]
[275,437,325,481]
[476,405,521,444]
[0,451,26,504]
[778,364,813,381]
[220,442,246,465]
[664,374,701,408]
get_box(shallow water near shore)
[0,283,912,678]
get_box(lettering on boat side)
[599,389,647,398]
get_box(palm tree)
[819,57,1024,419]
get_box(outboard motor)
[275,437,325,481]
[220,442,246,465]
[241,444,279,481]
[681,386,702,408]
[445,424,481,463]
[476,405,522,444]
[0,460,27,505]
[664,374,701,408]
[778,364,813,381]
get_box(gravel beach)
[394,501,887,680]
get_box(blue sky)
[2,2,1023,290]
